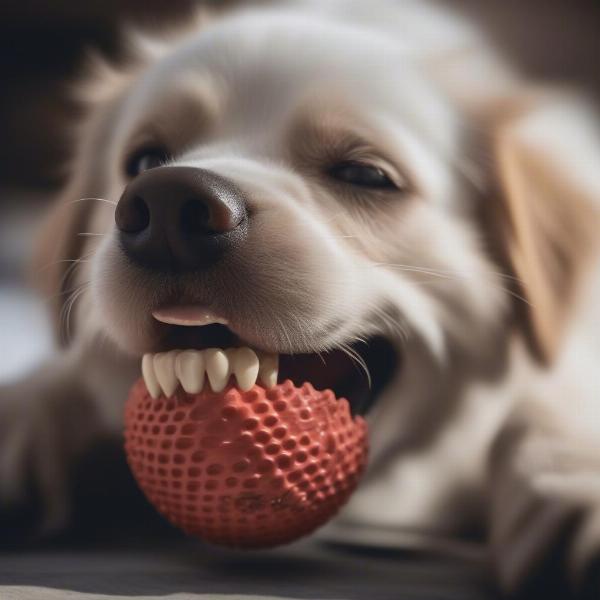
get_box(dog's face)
[40,3,598,416]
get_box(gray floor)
[0,538,496,600]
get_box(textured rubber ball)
[124,379,368,548]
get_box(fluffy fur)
[2,1,600,596]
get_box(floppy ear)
[491,94,600,364]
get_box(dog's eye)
[328,161,397,190]
[126,148,169,178]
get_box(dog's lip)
[152,305,229,327]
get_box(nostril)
[116,195,150,233]
[180,198,212,235]
[180,196,244,235]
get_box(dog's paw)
[489,418,600,599]
[0,374,100,537]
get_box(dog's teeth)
[224,348,238,365]
[205,348,230,392]
[145,348,278,395]
[142,354,161,399]
[232,347,260,391]
[175,350,205,394]
[153,351,179,397]
[258,353,279,388]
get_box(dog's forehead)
[124,7,461,165]
[145,11,426,119]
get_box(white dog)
[2,1,600,596]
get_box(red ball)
[124,379,368,548]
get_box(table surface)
[0,534,498,600]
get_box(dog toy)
[124,365,368,548]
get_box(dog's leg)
[0,343,138,536]
[488,397,600,599]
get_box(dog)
[2,0,600,596]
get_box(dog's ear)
[489,93,600,364]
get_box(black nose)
[115,167,248,271]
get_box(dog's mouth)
[141,309,398,417]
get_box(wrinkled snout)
[115,166,248,272]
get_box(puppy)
[2,0,600,596]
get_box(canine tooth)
[153,351,179,397]
[205,348,230,392]
[142,354,161,399]
[175,350,205,394]
[259,353,279,388]
[232,347,259,391]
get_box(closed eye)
[327,161,399,190]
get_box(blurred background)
[0,1,598,598]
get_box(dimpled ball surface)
[124,379,368,548]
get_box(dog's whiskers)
[293,314,316,353]
[350,334,370,346]
[408,278,532,307]
[274,314,295,354]
[58,249,98,292]
[36,248,97,276]
[59,282,90,344]
[69,197,117,207]
[36,258,90,271]
[373,262,532,306]
[373,262,522,284]
[371,304,409,342]
[44,283,92,304]
[337,341,372,389]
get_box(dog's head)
[35,1,600,416]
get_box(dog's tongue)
[152,306,229,327]
[124,378,369,548]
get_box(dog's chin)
[136,322,399,417]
